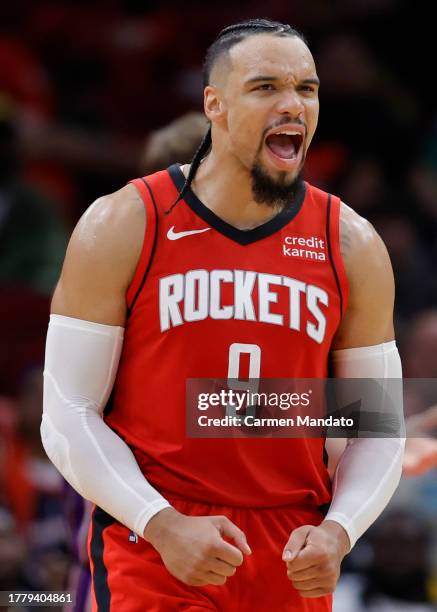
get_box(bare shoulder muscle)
[51,183,145,326]
[332,202,395,349]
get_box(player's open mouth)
[264,127,304,167]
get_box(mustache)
[261,116,307,142]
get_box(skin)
[51,33,396,594]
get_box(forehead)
[228,34,316,82]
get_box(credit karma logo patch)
[282,235,326,262]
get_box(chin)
[263,163,301,186]
[250,159,305,209]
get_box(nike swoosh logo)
[167,226,211,240]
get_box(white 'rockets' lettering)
[159,269,329,343]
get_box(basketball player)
[42,19,405,611]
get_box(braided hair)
[165,18,306,214]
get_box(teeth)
[276,131,300,136]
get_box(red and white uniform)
[89,165,349,612]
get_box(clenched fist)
[144,507,251,586]
[282,520,350,598]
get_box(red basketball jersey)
[105,165,348,510]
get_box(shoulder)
[51,183,146,323]
[339,201,377,249]
[76,183,144,247]
[69,183,145,271]
[339,201,392,288]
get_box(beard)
[250,161,304,210]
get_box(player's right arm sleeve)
[41,314,171,537]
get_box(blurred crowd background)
[0,0,436,610]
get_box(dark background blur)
[0,1,436,610]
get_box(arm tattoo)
[339,207,353,262]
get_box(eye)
[299,85,316,93]
[255,84,276,91]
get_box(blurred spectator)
[140,111,208,174]
[0,35,54,120]
[410,162,437,231]
[400,310,437,484]
[334,511,436,611]
[0,286,50,396]
[0,102,67,295]
[315,32,413,173]
[0,367,69,591]
[399,310,437,456]
[1,367,65,526]
[0,507,28,592]
[407,114,437,242]
[402,310,437,379]
[363,511,435,609]
[371,215,437,325]
[336,158,388,217]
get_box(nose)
[275,88,305,117]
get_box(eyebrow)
[245,75,320,86]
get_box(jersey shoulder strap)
[326,192,349,317]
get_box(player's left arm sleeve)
[324,341,406,549]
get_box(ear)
[204,85,226,122]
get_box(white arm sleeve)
[41,314,171,537]
[325,341,405,549]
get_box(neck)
[184,150,282,231]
